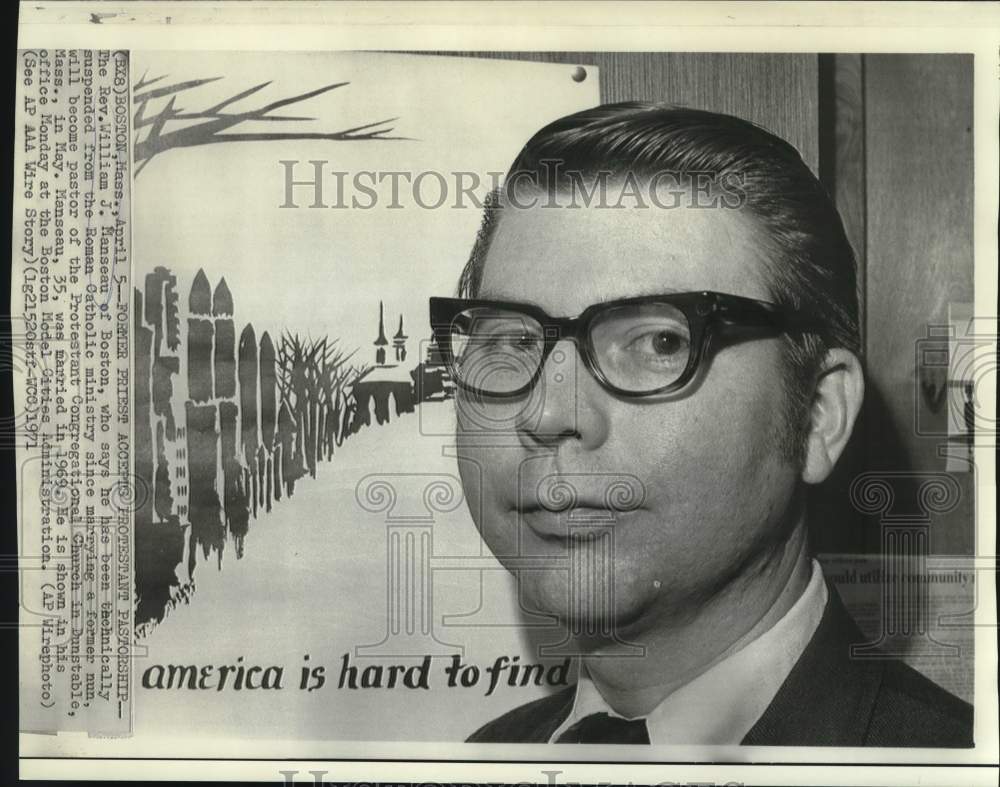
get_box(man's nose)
[517,338,609,450]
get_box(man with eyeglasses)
[431,104,972,746]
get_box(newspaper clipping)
[10,3,999,786]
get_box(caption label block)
[14,49,134,735]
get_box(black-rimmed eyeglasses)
[429,291,819,398]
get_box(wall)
[818,54,975,555]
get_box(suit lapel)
[531,685,577,742]
[742,585,884,746]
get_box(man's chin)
[515,572,653,641]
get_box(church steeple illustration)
[374,300,388,366]
[393,315,408,363]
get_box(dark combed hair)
[458,102,862,455]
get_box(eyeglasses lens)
[589,302,692,393]
[450,307,545,394]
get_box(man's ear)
[802,348,865,484]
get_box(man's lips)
[524,503,618,517]
[519,472,648,519]
[515,504,640,541]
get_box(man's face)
[454,187,805,636]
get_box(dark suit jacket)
[467,587,973,746]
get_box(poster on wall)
[14,48,601,749]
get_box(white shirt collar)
[550,559,828,744]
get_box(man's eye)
[508,333,541,350]
[626,329,688,360]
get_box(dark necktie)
[555,712,650,744]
